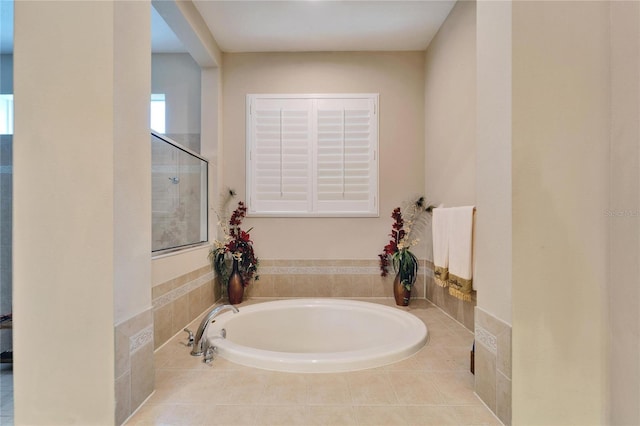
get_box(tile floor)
[126,298,502,426]
[0,364,12,426]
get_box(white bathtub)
[206,298,428,373]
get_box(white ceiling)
[151,6,187,53]
[193,1,456,53]
[0,1,456,55]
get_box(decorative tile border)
[129,325,154,353]
[152,271,213,310]
[259,265,427,275]
[475,324,498,355]
[259,266,377,275]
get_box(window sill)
[151,242,212,260]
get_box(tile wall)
[115,309,155,426]
[0,136,11,354]
[475,307,512,426]
[115,264,217,424]
[152,265,218,350]
[164,133,200,154]
[424,261,475,332]
[244,259,425,300]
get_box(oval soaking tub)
[206,299,428,373]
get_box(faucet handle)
[183,328,195,347]
[204,345,215,365]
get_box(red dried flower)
[378,197,432,289]
[212,200,260,286]
[379,207,405,276]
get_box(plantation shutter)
[247,94,378,216]
[247,97,313,214]
[315,98,377,214]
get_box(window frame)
[0,94,14,135]
[246,93,379,218]
[151,131,209,256]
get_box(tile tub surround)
[152,265,217,350]
[115,309,155,426]
[244,259,426,300]
[474,307,512,426]
[126,298,501,426]
[425,261,476,332]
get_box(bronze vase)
[227,258,244,304]
[393,272,411,306]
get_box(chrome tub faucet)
[184,304,239,356]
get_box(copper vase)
[393,272,411,306]
[227,259,244,304]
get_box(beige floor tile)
[156,342,213,371]
[168,372,233,404]
[347,371,398,405]
[354,405,417,426]
[381,352,421,371]
[208,405,260,425]
[306,405,358,425]
[208,357,247,371]
[154,341,186,369]
[306,374,351,405]
[402,346,458,372]
[388,371,444,405]
[262,373,308,405]
[432,371,481,405]
[446,327,475,344]
[135,298,500,426]
[218,371,270,405]
[439,345,474,371]
[436,331,474,348]
[255,405,310,425]
[147,370,208,405]
[218,384,267,406]
[355,405,463,426]
[404,406,462,426]
[453,405,504,425]
[125,403,207,425]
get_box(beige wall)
[425,0,476,209]
[152,245,211,286]
[115,1,152,327]
[512,1,609,423]
[609,2,640,424]
[423,0,478,332]
[113,3,154,423]
[222,51,425,260]
[476,0,512,326]
[13,1,130,423]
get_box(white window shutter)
[248,97,312,214]
[315,98,377,214]
[247,94,378,217]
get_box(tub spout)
[190,304,239,356]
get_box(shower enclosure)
[151,132,208,253]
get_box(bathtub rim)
[206,298,428,373]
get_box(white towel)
[447,206,474,301]
[431,208,449,287]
